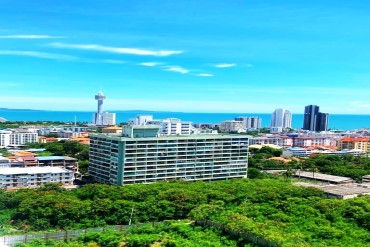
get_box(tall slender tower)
[94,91,106,125]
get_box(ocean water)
[0,110,370,130]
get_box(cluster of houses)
[0,150,79,189]
[1,115,370,191]
[249,131,370,157]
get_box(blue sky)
[1,0,370,114]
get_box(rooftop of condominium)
[90,133,251,140]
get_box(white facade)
[294,136,336,147]
[0,131,11,147]
[93,112,116,126]
[251,136,293,147]
[234,117,262,130]
[160,118,193,135]
[0,130,38,148]
[220,120,245,133]
[282,147,311,158]
[102,112,116,125]
[0,166,74,189]
[130,116,194,136]
[132,115,154,126]
[271,109,292,133]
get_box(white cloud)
[350,101,370,108]
[0,50,78,60]
[139,62,163,67]
[196,73,214,77]
[0,35,64,39]
[215,63,237,68]
[163,66,189,74]
[102,59,126,64]
[49,42,183,57]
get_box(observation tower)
[94,91,106,125]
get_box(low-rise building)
[294,136,336,148]
[251,135,293,147]
[35,156,79,173]
[0,156,10,168]
[337,137,370,152]
[295,182,370,200]
[220,120,245,133]
[0,166,74,189]
[102,126,123,134]
[282,147,311,157]
[295,171,353,184]
[0,130,38,147]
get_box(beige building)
[338,137,370,152]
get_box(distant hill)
[0,108,183,113]
[112,110,185,114]
[0,108,45,112]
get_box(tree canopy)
[1,178,369,246]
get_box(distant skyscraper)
[317,112,329,131]
[93,91,116,126]
[303,105,328,131]
[271,108,292,133]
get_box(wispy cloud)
[49,42,183,57]
[139,62,163,67]
[163,66,189,74]
[0,35,64,39]
[196,73,214,77]
[350,101,370,108]
[0,50,78,60]
[215,63,237,68]
[101,59,126,64]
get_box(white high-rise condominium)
[271,109,292,133]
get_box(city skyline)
[1,1,370,114]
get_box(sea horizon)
[1,108,370,130]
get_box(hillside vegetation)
[1,178,369,246]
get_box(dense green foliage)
[301,154,370,181]
[0,121,88,129]
[25,141,88,160]
[1,179,369,246]
[248,146,286,170]
[0,148,11,157]
[249,147,370,181]
[14,221,252,247]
